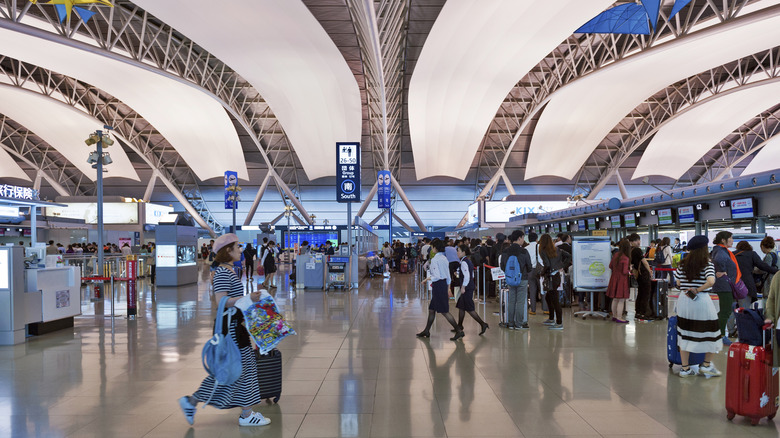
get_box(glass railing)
[62,254,154,280]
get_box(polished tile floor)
[0,263,776,437]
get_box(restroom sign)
[336,142,361,203]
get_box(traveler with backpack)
[499,230,533,329]
[729,241,778,337]
[260,241,277,289]
[654,237,673,280]
[539,234,572,330]
[453,244,489,335]
[417,239,464,341]
[179,233,270,427]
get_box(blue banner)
[224,170,238,209]
[377,170,391,209]
[336,143,361,203]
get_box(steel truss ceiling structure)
[472,0,768,199]
[1,0,779,230]
[0,56,223,234]
[0,0,311,222]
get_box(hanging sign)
[336,142,361,203]
[377,170,391,209]
[224,171,238,209]
[0,184,39,201]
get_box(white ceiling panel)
[526,6,780,180]
[408,0,614,181]
[0,85,139,181]
[0,146,29,181]
[134,0,361,181]
[743,135,780,176]
[0,23,247,182]
[633,81,780,180]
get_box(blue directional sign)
[377,170,391,209]
[224,170,238,209]
[336,142,360,203]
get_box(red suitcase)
[725,325,779,425]
[400,260,408,274]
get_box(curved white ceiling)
[743,135,780,176]
[526,5,780,180]
[0,85,139,181]
[408,0,614,181]
[134,0,361,181]
[0,22,247,182]
[633,80,780,179]
[0,147,29,181]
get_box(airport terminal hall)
[6,0,780,437]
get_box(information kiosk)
[572,236,612,320]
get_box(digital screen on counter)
[658,208,673,225]
[677,206,695,224]
[624,214,636,228]
[730,198,755,219]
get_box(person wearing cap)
[672,235,722,377]
[178,233,270,427]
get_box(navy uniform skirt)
[429,279,450,313]
[456,285,475,312]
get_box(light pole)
[85,126,114,307]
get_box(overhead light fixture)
[85,133,99,146]
[101,153,113,165]
[87,151,99,164]
[102,135,114,146]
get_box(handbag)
[725,275,749,300]
[257,265,265,276]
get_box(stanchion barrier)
[126,256,138,318]
[82,276,110,301]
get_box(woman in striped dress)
[178,233,270,427]
[673,235,722,378]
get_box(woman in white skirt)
[673,235,723,378]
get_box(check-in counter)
[24,267,81,335]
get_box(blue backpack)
[505,255,523,287]
[201,296,242,404]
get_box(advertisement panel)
[46,203,139,224]
[466,202,479,225]
[572,237,612,289]
[224,170,238,209]
[145,203,176,225]
[484,201,570,223]
[156,245,177,268]
[377,169,391,209]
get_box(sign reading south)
[336,142,361,203]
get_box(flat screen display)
[177,245,196,266]
[554,223,561,233]
[610,216,622,228]
[284,232,339,249]
[658,208,673,225]
[467,202,479,225]
[677,206,695,224]
[577,219,586,230]
[730,198,755,219]
[624,213,636,228]
[587,218,597,230]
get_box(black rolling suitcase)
[651,279,669,319]
[256,348,282,403]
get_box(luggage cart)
[326,256,349,290]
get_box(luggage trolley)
[326,256,349,290]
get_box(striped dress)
[193,267,262,409]
[673,262,723,354]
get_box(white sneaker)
[679,367,696,378]
[542,319,555,325]
[549,324,564,330]
[699,363,722,377]
[239,412,271,427]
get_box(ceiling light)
[101,153,113,165]
[87,151,99,164]
[85,133,99,146]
